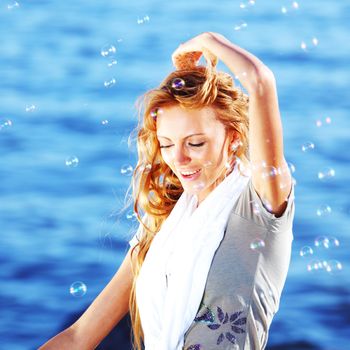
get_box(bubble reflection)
[318,167,335,181]
[65,156,79,167]
[70,281,87,297]
[0,119,12,131]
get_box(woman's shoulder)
[232,176,295,234]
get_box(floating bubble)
[104,78,116,88]
[316,119,322,127]
[325,260,342,274]
[151,108,158,120]
[0,119,12,131]
[236,157,252,177]
[101,119,109,125]
[318,167,335,181]
[239,0,255,9]
[327,236,340,248]
[234,20,248,31]
[300,246,313,257]
[292,1,299,9]
[107,59,117,67]
[65,156,79,167]
[307,259,323,272]
[121,164,133,176]
[301,141,315,152]
[281,1,299,14]
[261,166,279,180]
[171,78,185,90]
[140,163,152,172]
[314,235,330,249]
[325,116,331,124]
[126,210,137,220]
[25,104,36,112]
[250,200,261,215]
[316,205,332,217]
[312,37,319,46]
[137,15,150,24]
[101,44,116,57]
[250,238,265,251]
[301,37,319,52]
[7,1,19,10]
[70,281,87,297]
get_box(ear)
[228,132,242,152]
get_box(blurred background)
[0,0,349,349]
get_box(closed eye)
[189,142,206,147]
[159,142,206,149]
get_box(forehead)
[156,105,224,139]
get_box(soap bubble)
[137,15,150,24]
[25,104,36,112]
[234,20,248,31]
[7,1,19,10]
[316,205,332,217]
[0,119,12,131]
[121,164,133,176]
[250,200,261,215]
[326,236,340,248]
[126,210,137,221]
[307,259,323,272]
[301,142,315,152]
[318,167,335,181]
[104,78,116,88]
[250,238,265,251]
[107,59,117,67]
[325,260,342,274]
[300,246,313,257]
[239,0,255,9]
[101,44,116,57]
[171,78,185,90]
[101,119,109,125]
[261,166,279,180]
[65,156,79,167]
[70,281,87,297]
[314,236,330,249]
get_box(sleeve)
[233,177,295,234]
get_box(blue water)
[1,1,349,349]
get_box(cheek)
[160,149,173,166]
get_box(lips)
[179,168,201,180]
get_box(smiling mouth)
[179,168,201,179]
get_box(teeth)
[181,169,200,176]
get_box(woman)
[39,32,295,350]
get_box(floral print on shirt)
[185,302,246,350]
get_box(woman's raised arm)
[38,246,136,349]
[172,32,292,217]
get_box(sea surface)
[0,0,349,349]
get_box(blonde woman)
[39,32,295,350]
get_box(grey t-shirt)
[129,178,295,350]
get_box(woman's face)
[156,105,232,205]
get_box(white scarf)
[135,163,250,350]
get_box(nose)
[172,144,191,167]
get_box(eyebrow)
[156,133,206,140]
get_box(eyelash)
[159,142,205,149]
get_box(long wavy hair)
[126,60,249,350]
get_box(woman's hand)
[171,32,218,70]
